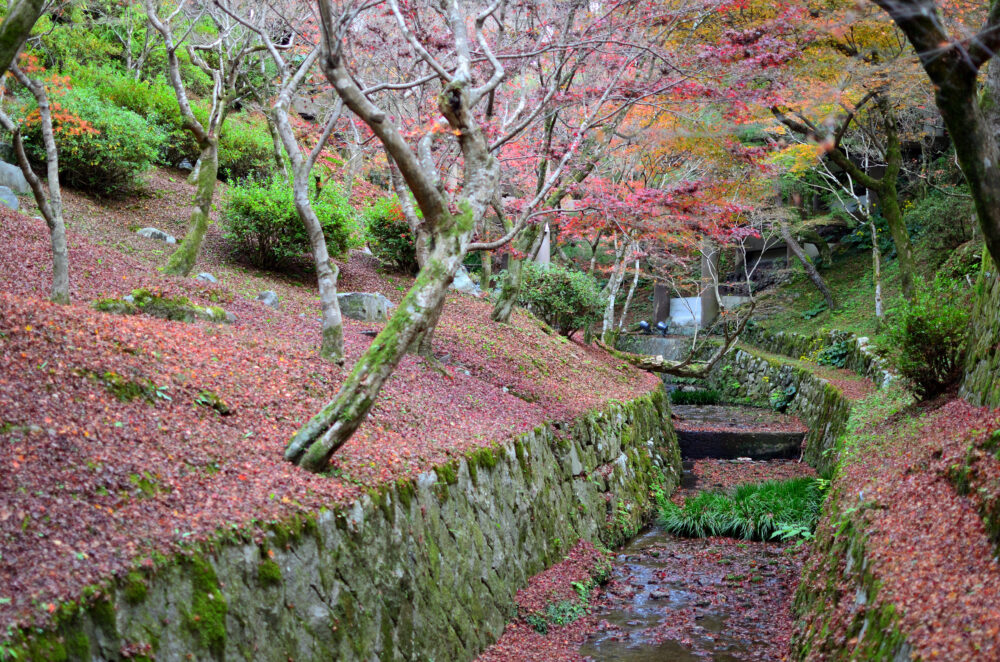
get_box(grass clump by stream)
[658,477,824,541]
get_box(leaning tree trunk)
[0,0,46,79]
[285,244,465,471]
[794,227,832,267]
[491,223,542,323]
[781,221,835,310]
[163,140,219,276]
[872,0,1000,271]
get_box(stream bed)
[479,405,815,662]
[579,526,806,661]
[578,405,813,660]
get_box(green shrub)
[79,66,204,166]
[906,191,975,246]
[886,276,971,399]
[363,196,419,273]
[816,339,850,368]
[218,115,275,182]
[517,262,603,338]
[669,389,720,405]
[769,384,797,412]
[658,477,823,541]
[76,65,271,175]
[223,176,359,270]
[21,87,164,197]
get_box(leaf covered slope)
[0,209,660,634]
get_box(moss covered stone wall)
[708,348,851,476]
[710,341,913,659]
[741,324,894,388]
[791,485,913,661]
[9,390,681,661]
[961,257,1000,407]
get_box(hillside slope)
[0,197,660,637]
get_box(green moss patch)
[92,288,230,324]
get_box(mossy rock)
[91,288,231,324]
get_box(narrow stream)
[580,527,803,661]
[579,404,811,661]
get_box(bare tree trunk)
[794,227,832,267]
[877,97,915,298]
[145,0,250,277]
[132,24,154,80]
[781,221,835,310]
[481,251,493,290]
[268,48,346,363]
[0,67,69,304]
[286,0,503,470]
[872,0,1000,269]
[265,114,288,179]
[0,0,46,78]
[871,222,883,321]
[773,95,915,297]
[386,149,431,268]
[601,237,628,340]
[164,141,219,276]
[342,119,362,200]
[491,224,539,322]
[618,257,640,331]
[414,294,446,358]
[588,228,604,273]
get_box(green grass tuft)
[658,477,824,541]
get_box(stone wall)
[708,345,911,659]
[741,323,894,389]
[961,257,1000,407]
[708,348,851,475]
[11,390,681,662]
[791,485,912,661]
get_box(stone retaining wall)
[791,486,912,661]
[708,348,851,476]
[11,390,681,662]
[741,323,894,388]
[961,257,1000,407]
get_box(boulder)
[0,186,18,211]
[338,292,394,322]
[450,265,481,295]
[195,272,218,284]
[136,227,177,244]
[0,161,28,194]
[257,290,280,309]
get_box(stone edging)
[708,346,851,476]
[741,323,894,389]
[7,390,681,662]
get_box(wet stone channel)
[580,404,812,661]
